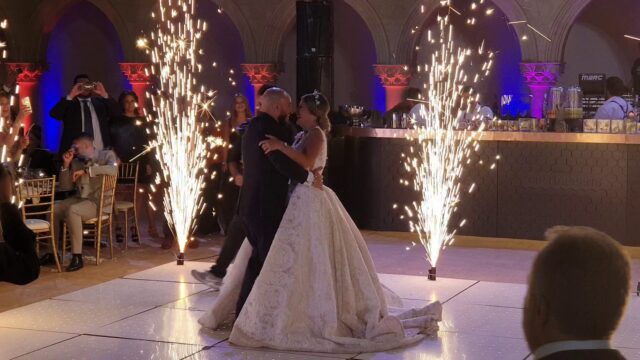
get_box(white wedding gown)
[199,129,442,353]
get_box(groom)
[236,88,322,315]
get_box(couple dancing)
[198,88,442,353]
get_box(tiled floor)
[1,260,639,360]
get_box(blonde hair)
[230,93,252,123]
[301,92,331,133]
[530,226,630,339]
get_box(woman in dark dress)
[110,91,154,241]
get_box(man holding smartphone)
[39,133,117,272]
[49,74,120,154]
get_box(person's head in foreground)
[524,226,630,360]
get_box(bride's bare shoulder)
[307,127,326,141]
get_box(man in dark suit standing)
[50,74,120,154]
[235,88,322,315]
[523,226,630,360]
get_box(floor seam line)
[8,334,81,360]
[442,280,480,304]
[80,333,212,348]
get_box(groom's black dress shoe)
[66,255,84,272]
[39,253,56,266]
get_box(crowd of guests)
[0,72,252,274]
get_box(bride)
[199,90,442,353]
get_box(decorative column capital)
[6,62,46,83]
[119,63,152,84]
[241,63,279,85]
[374,64,411,87]
[520,62,563,86]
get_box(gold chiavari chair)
[115,162,140,249]
[62,175,117,265]
[18,176,61,272]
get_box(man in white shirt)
[594,76,632,120]
[455,85,494,129]
[523,226,629,360]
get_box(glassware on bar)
[625,120,638,134]
[546,87,564,120]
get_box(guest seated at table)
[22,125,56,177]
[0,165,39,285]
[595,77,632,120]
[455,85,494,130]
[523,226,630,360]
[49,74,120,154]
[39,133,117,272]
[383,87,421,127]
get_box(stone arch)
[397,0,535,65]
[208,0,258,62]
[264,0,296,64]
[28,0,132,62]
[342,0,391,63]
[544,0,591,62]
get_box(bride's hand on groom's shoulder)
[259,135,285,154]
[312,167,324,190]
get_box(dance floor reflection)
[1,261,638,359]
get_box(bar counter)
[327,126,640,246]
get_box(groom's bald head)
[261,88,292,122]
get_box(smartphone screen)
[21,97,31,108]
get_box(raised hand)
[72,169,86,182]
[93,82,108,98]
[69,83,83,99]
[18,135,29,150]
[259,135,285,154]
[15,102,33,124]
[62,150,74,169]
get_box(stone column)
[374,64,411,110]
[120,63,152,111]
[241,63,279,112]
[520,62,562,119]
[6,63,45,131]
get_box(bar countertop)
[328,125,640,246]
[333,126,640,145]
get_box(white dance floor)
[1,261,638,359]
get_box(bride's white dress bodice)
[292,128,327,171]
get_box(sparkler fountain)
[0,19,17,165]
[142,0,219,265]
[404,2,494,280]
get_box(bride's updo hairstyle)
[301,91,331,133]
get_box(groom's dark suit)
[236,112,310,315]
